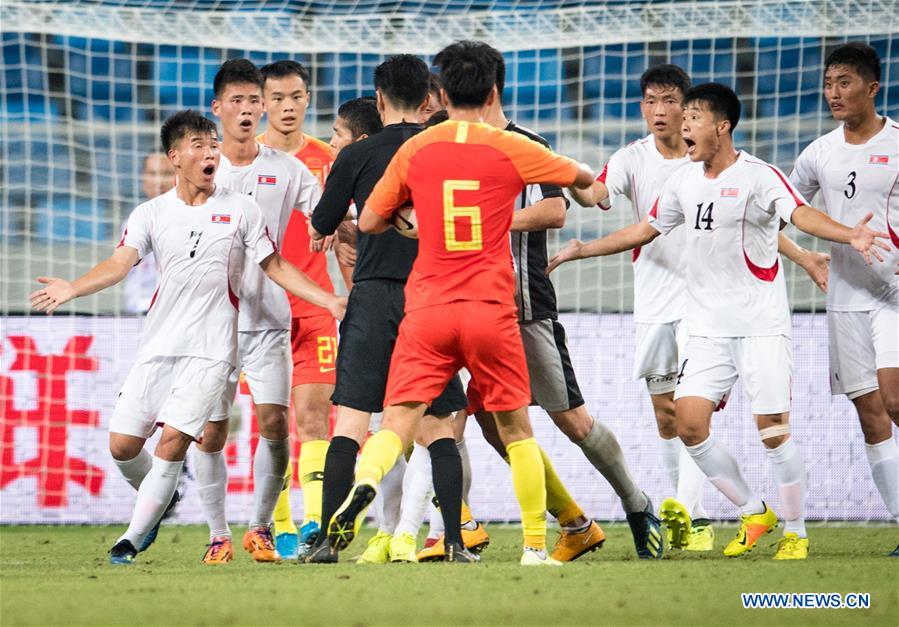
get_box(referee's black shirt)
[310,122,422,283]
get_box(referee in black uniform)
[305,54,466,563]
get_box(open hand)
[800,250,830,293]
[30,277,76,314]
[546,239,584,275]
[850,213,891,265]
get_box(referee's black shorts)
[332,278,466,415]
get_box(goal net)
[1,0,897,524]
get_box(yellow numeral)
[443,179,482,252]
[316,336,337,365]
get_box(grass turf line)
[1,524,896,626]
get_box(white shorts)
[214,329,292,419]
[109,356,234,440]
[675,335,792,415]
[634,320,684,394]
[828,306,899,398]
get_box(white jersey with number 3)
[601,135,690,323]
[216,143,321,332]
[649,151,806,337]
[120,186,276,367]
[789,117,899,311]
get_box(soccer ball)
[391,205,418,239]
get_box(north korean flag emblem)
[869,155,889,165]
[258,175,277,185]
[211,214,231,224]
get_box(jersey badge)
[868,155,889,165]
[720,188,739,197]
[258,175,277,185]
[211,214,231,224]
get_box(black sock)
[429,437,463,547]
[319,435,360,537]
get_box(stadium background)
[0,0,897,525]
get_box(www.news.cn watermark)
[741,593,871,609]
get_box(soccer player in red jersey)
[256,60,347,557]
[325,40,595,565]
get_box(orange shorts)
[290,314,338,387]
[385,301,531,412]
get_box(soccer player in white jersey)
[29,110,345,565]
[569,65,830,552]
[194,60,323,564]
[549,83,889,560]
[788,43,899,555]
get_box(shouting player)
[193,59,323,564]
[306,55,468,564]
[549,83,889,560]
[569,64,830,551]
[30,110,344,565]
[788,42,899,555]
[254,59,346,559]
[327,40,596,566]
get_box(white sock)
[194,449,231,539]
[118,456,182,548]
[659,436,681,491]
[114,448,152,491]
[865,438,899,523]
[678,444,709,519]
[394,443,434,537]
[250,436,290,529]
[427,502,445,539]
[457,438,472,504]
[375,454,406,534]
[766,438,807,537]
[685,436,763,516]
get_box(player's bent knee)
[548,407,591,442]
[758,423,790,449]
[108,433,146,461]
[255,403,290,439]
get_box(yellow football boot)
[659,498,692,549]
[773,533,809,560]
[723,503,778,557]
[356,531,392,564]
[550,521,606,562]
[684,518,715,552]
[462,522,490,553]
[389,532,418,563]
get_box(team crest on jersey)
[258,175,277,185]
[720,188,739,197]
[211,214,231,224]
[868,155,889,165]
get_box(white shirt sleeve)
[788,143,821,202]
[243,200,277,264]
[759,163,808,224]
[600,148,632,207]
[647,177,684,235]
[120,204,152,259]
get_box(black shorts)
[519,318,585,412]
[332,278,467,415]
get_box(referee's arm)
[309,152,356,240]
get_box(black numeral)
[694,202,714,230]
[189,230,203,258]
[844,171,857,199]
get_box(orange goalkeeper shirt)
[366,120,579,313]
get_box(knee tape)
[758,424,790,441]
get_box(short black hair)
[433,40,499,108]
[213,58,263,98]
[428,73,442,97]
[373,54,430,110]
[337,97,382,138]
[424,109,449,128]
[160,110,217,153]
[260,59,312,90]
[825,42,881,83]
[684,83,741,134]
[640,64,691,97]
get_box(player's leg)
[195,418,233,563]
[361,433,405,564]
[672,336,773,555]
[392,441,434,558]
[872,304,899,552]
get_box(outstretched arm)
[791,205,891,265]
[30,245,138,314]
[260,252,347,320]
[511,197,567,232]
[568,179,610,209]
[546,219,660,275]
[777,232,830,293]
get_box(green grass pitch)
[1,524,897,626]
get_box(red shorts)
[290,314,338,387]
[385,301,531,412]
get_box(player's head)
[260,60,312,135]
[331,97,382,155]
[141,152,176,199]
[160,110,219,188]
[373,54,430,117]
[211,59,264,142]
[433,40,500,110]
[639,64,691,140]
[418,73,445,123]
[823,42,881,122]
[681,83,740,163]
